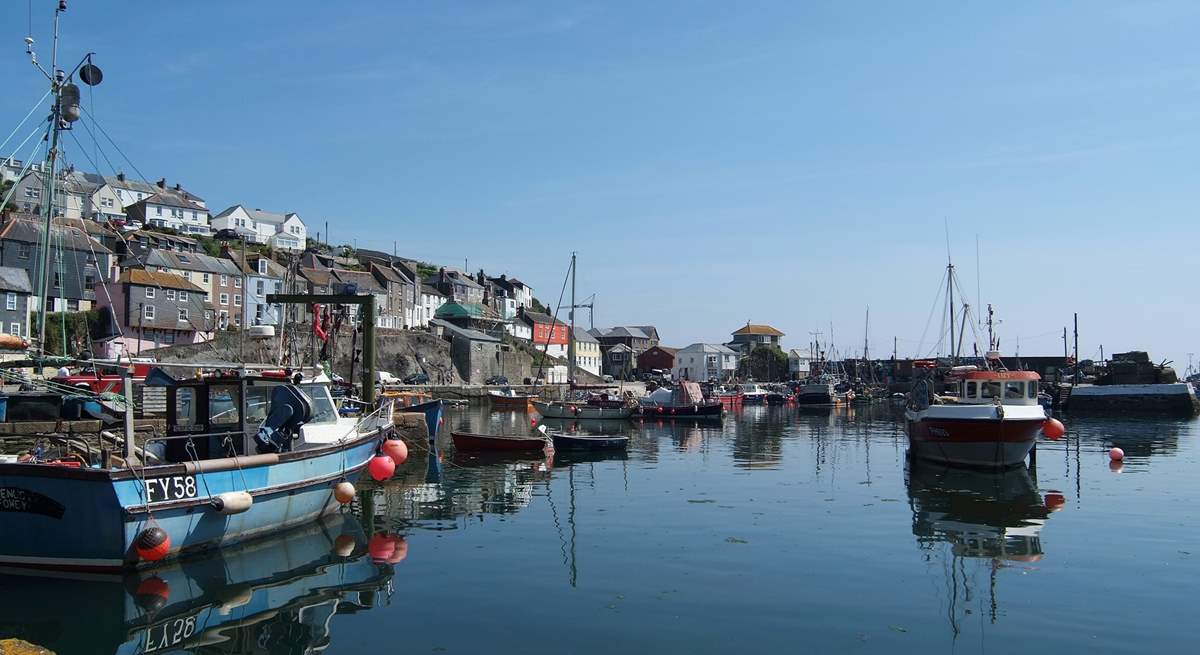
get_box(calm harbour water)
[2,404,1196,654]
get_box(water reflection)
[0,514,393,655]
[906,462,1055,562]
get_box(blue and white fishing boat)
[0,368,392,572]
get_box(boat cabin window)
[965,381,978,399]
[979,381,1001,399]
[175,388,197,426]
[244,384,276,425]
[1005,381,1025,399]
[299,384,338,424]
[209,385,241,425]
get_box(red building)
[637,345,678,372]
[520,309,569,357]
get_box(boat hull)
[451,431,549,452]
[551,434,629,451]
[0,430,382,572]
[533,400,632,420]
[636,402,723,418]
[905,415,1042,468]
[488,393,534,410]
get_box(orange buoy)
[1042,418,1065,440]
[135,526,170,562]
[368,532,395,562]
[1044,492,1066,512]
[368,455,395,481]
[333,534,356,557]
[383,439,409,466]
[1109,447,1125,461]
[134,576,170,613]
[333,481,356,504]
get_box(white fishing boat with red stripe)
[906,365,1048,468]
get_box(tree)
[739,345,789,381]
[0,179,17,215]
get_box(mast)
[567,252,576,386]
[947,259,956,363]
[35,4,68,357]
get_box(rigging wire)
[0,88,52,156]
[913,268,948,359]
[78,107,153,186]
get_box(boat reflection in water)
[906,461,1064,637]
[0,513,394,655]
[907,461,1057,562]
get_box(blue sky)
[4,1,1198,370]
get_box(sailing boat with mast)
[904,256,1057,468]
[531,253,633,420]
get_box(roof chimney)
[116,172,125,182]
[174,183,181,191]
[156,178,165,189]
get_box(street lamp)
[214,228,248,361]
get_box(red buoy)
[134,576,170,614]
[368,455,396,481]
[387,535,409,564]
[383,439,409,467]
[1042,418,1065,440]
[368,532,395,562]
[1109,447,1125,461]
[135,526,170,562]
[1044,492,1066,512]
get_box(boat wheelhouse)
[905,368,1048,468]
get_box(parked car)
[403,372,430,385]
[602,374,614,383]
[485,375,509,385]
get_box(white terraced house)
[211,205,307,252]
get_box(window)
[204,310,212,323]
[165,289,176,300]
[100,197,114,208]
[966,381,977,399]
[1005,381,1025,400]
[258,259,267,275]
[203,292,210,302]
[181,271,191,280]
[234,314,241,326]
[145,287,155,299]
[202,273,210,283]
[234,277,241,288]
[220,275,228,286]
[179,290,188,301]
[66,299,78,312]
[174,388,197,427]
[234,294,241,306]
[1028,381,1039,399]
[17,244,31,259]
[8,322,18,336]
[178,308,188,322]
[155,206,162,216]
[980,381,1001,399]
[208,386,240,425]
[4,293,14,311]
[24,186,39,199]
[256,280,264,295]
[219,293,229,305]
[52,272,60,288]
[144,304,155,320]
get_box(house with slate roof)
[673,343,739,383]
[0,216,112,314]
[123,249,242,330]
[97,269,208,356]
[0,266,32,339]
[124,193,211,236]
[211,205,307,251]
